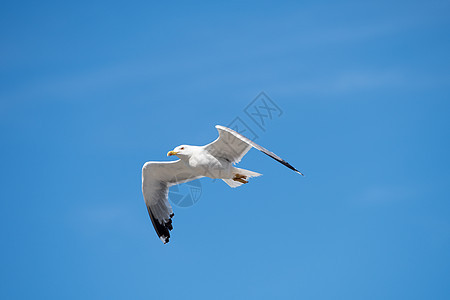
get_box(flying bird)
[142,125,303,244]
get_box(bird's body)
[180,146,233,179]
[142,125,303,244]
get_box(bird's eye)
[180,147,185,150]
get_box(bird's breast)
[188,153,232,179]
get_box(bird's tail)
[222,167,262,188]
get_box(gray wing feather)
[206,125,303,175]
[142,160,203,244]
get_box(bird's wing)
[204,125,253,163]
[205,125,303,175]
[142,160,202,244]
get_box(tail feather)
[222,179,244,188]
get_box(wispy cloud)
[354,185,418,205]
[68,203,138,236]
[1,59,153,101]
[274,69,408,96]
[1,10,446,107]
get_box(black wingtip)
[259,149,303,176]
[147,206,174,244]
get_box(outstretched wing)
[204,126,252,163]
[205,125,303,175]
[142,160,202,244]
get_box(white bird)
[142,125,303,244]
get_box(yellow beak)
[167,151,178,157]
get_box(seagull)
[142,125,303,244]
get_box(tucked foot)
[233,174,248,184]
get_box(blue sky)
[1,1,449,299]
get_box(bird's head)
[167,145,192,158]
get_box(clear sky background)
[1,1,449,299]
